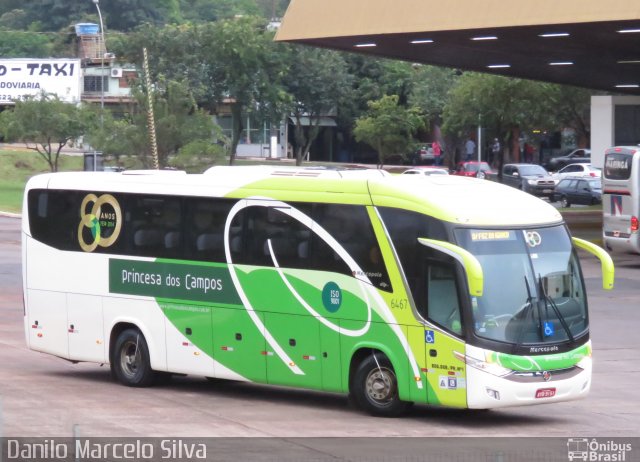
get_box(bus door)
[415,256,468,408]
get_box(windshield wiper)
[538,274,575,343]
[514,276,539,348]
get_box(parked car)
[453,161,494,179]
[552,177,602,207]
[402,166,449,176]
[551,163,601,183]
[545,148,591,171]
[501,163,556,197]
[408,143,434,164]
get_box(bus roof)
[27,166,562,227]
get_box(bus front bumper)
[466,357,592,409]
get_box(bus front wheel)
[112,328,156,387]
[351,354,410,417]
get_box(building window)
[84,75,109,93]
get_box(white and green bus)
[22,166,614,416]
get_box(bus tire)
[351,353,410,417]
[112,328,156,387]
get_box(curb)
[0,211,21,218]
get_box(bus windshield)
[454,226,587,345]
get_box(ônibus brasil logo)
[78,193,122,252]
[567,438,632,461]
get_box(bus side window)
[312,204,391,291]
[188,198,234,262]
[129,196,181,258]
[425,261,463,335]
[28,190,80,250]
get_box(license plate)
[542,189,552,193]
[535,388,556,399]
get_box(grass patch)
[0,148,83,213]
[556,204,603,213]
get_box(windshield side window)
[425,261,462,335]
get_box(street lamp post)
[92,0,105,172]
[92,0,105,127]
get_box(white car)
[402,167,449,176]
[552,163,601,184]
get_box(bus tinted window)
[604,153,633,180]
[314,204,391,291]
[28,189,82,251]
[188,198,235,262]
[128,196,182,258]
[379,207,453,322]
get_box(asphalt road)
[1,216,639,443]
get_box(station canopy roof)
[275,0,640,95]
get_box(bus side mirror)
[418,238,483,297]
[571,237,615,290]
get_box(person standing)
[432,140,442,165]
[490,138,501,165]
[465,138,476,161]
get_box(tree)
[353,95,424,167]
[0,30,53,57]
[442,73,554,171]
[115,18,286,165]
[0,93,96,172]
[409,64,459,125]
[546,84,594,148]
[6,0,181,32]
[179,0,259,22]
[201,17,285,164]
[85,80,225,170]
[281,45,352,165]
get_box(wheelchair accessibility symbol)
[544,321,555,337]
[425,330,435,344]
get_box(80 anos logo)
[78,194,122,252]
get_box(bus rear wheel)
[351,354,410,417]
[112,328,156,387]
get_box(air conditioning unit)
[110,68,123,78]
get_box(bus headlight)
[454,351,511,377]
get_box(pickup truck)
[492,163,556,198]
[545,148,591,171]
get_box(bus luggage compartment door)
[26,289,69,359]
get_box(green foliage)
[282,45,351,165]
[338,56,415,132]
[115,18,286,164]
[0,30,53,57]
[409,65,459,123]
[0,8,30,29]
[179,0,259,22]
[171,139,227,172]
[0,93,97,172]
[353,95,424,166]
[85,79,223,169]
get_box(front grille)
[505,366,583,383]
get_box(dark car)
[552,177,602,207]
[501,163,555,197]
[545,149,591,171]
